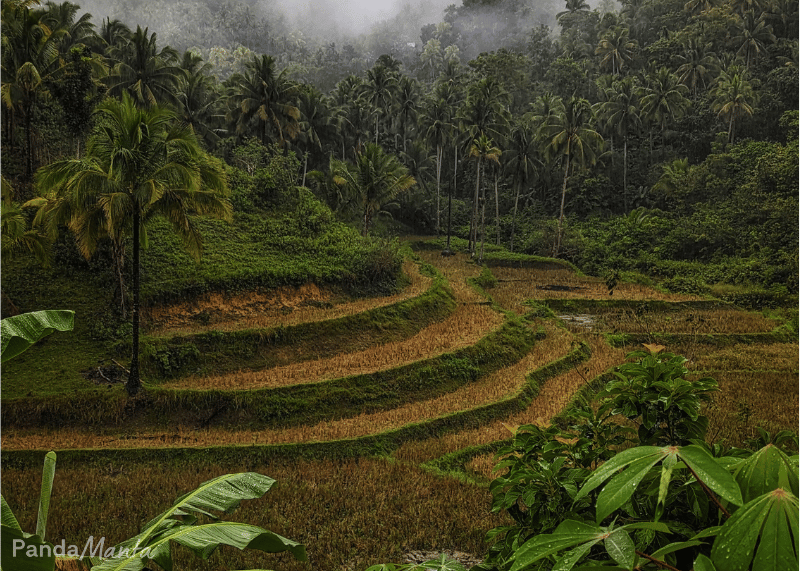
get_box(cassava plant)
[482,347,799,571]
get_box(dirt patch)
[143,260,430,336]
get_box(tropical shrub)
[481,349,799,571]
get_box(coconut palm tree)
[420,96,452,235]
[711,66,757,144]
[733,11,777,69]
[638,67,690,160]
[105,25,184,108]
[176,50,224,149]
[675,38,719,99]
[596,76,641,211]
[1,0,68,177]
[544,96,603,257]
[504,119,541,252]
[227,54,300,147]
[334,143,415,236]
[364,64,398,146]
[394,75,420,155]
[468,132,501,260]
[595,26,637,75]
[31,92,231,396]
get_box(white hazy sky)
[273,0,454,36]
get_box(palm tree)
[1,0,67,177]
[711,66,757,144]
[468,133,501,260]
[364,64,398,146]
[544,96,603,257]
[504,119,541,252]
[394,75,420,155]
[675,38,718,99]
[227,54,300,147]
[176,51,224,149]
[595,26,637,75]
[638,67,690,160]
[462,77,510,142]
[420,96,452,235]
[296,85,336,185]
[334,143,416,236]
[596,76,641,211]
[32,93,232,396]
[733,11,777,69]
[105,25,184,108]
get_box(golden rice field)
[592,307,781,334]
[144,260,431,336]
[165,303,504,389]
[392,333,627,465]
[489,266,703,309]
[2,457,508,571]
[2,319,561,451]
[4,241,798,571]
[690,342,799,372]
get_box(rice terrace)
[1,0,798,570]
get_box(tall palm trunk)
[510,180,521,252]
[555,152,571,258]
[479,168,486,263]
[435,145,442,236]
[494,168,500,246]
[446,144,456,252]
[470,156,481,255]
[623,137,628,212]
[127,203,141,396]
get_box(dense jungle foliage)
[2,0,798,308]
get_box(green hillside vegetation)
[1,0,798,570]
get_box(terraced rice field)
[2,240,797,571]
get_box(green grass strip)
[1,341,592,468]
[605,331,794,347]
[2,312,541,429]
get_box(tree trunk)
[510,180,521,253]
[302,152,308,187]
[623,137,628,212]
[112,238,127,319]
[470,156,481,255]
[555,152,570,258]
[479,171,486,263]
[446,144,456,252]
[24,101,33,179]
[436,145,442,236]
[494,168,500,246]
[127,204,141,396]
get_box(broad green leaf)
[711,489,799,571]
[35,452,56,541]
[649,540,704,560]
[1,495,22,531]
[1,310,74,363]
[552,540,599,571]
[91,522,306,571]
[691,526,722,539]
[575,447,663,502]
[0,525,56,571]
[596,454,664,523]
[421,554,467,571]
[130,472,275,550]
[679,445,743,507]
[510,533,601,571]
[751,489,798,571]
[655,453,676,522]
[620,522,670,533]
[693,554,717,571]
[604,529,635,570]
[732,444,799,503]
